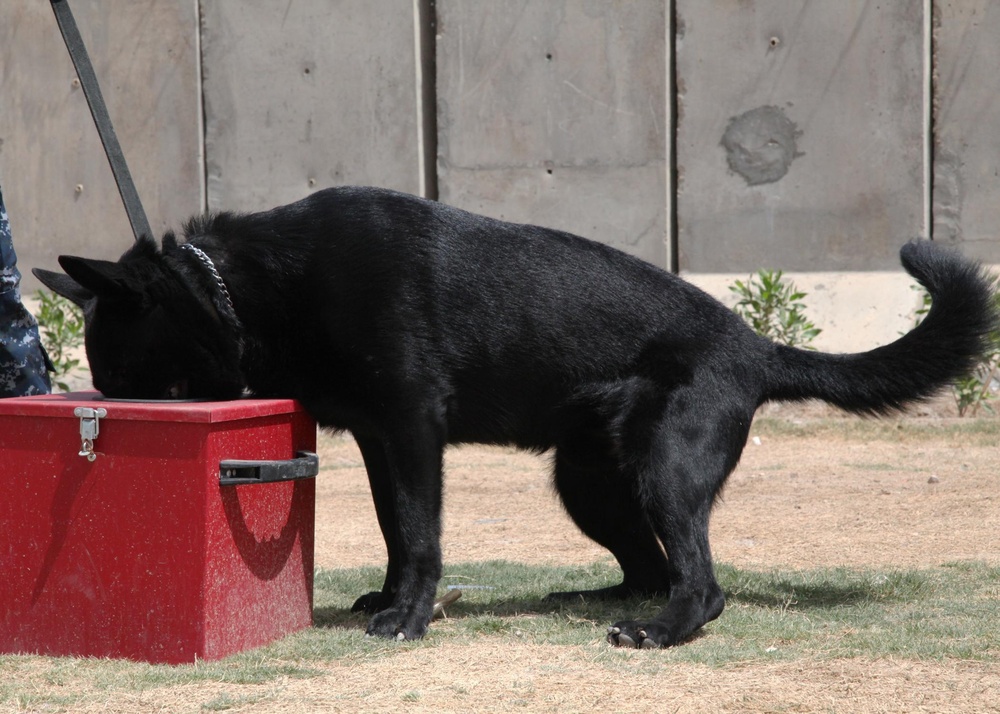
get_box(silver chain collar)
[179,243,237,320]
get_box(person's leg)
[0,184,52,397]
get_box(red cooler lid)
[0,391,306,423]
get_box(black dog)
[35,186,996,648]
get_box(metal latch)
[73,406,107,461]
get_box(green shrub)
[34,289,86,392]
[729,270,821,348]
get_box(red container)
[0,392,317,664]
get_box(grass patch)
[752,414,1000,445]
[304,559,1000,662]
[2,560,996,710]
[712,563,999,662]
[200,690,270,711]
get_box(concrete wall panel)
[200,0,423,213]
[932,1,1000,262]
[1,1,203,293]
[437,0,668,267]
[676,0,927,272]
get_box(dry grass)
[10,647,998,713]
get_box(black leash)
[50,0,152,242]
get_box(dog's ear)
[54,255,145,303]
[32,267,94,308]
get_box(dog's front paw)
[606,620,674,649]
[365,602,433,642]
[351,590,393,614]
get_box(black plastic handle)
[219,451,319,486]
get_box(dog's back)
[196,187,756,448]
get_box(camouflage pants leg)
[0,185,52,396]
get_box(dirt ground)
[315,415,1000,574]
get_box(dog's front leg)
[361,420,445,641]
[350,434,403,614]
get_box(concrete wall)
[932,1,1000,264]
[200,0,427,212]
[676,0,927,272]
[0,1,202,275]
[436,0,668,267]
[1,1,997,347]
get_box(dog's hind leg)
[546,435,671,601]
[606,397,751,648]
[350,434,402,615]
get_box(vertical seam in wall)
[412,0,426,197]
[413,0,439,200]
[667,0,678,272]
[923,0,933,240]
[195,0,208,213]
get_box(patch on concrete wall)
[721,106,801,186]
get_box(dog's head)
[33,237,246,400]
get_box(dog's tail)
[761,240,998,414]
